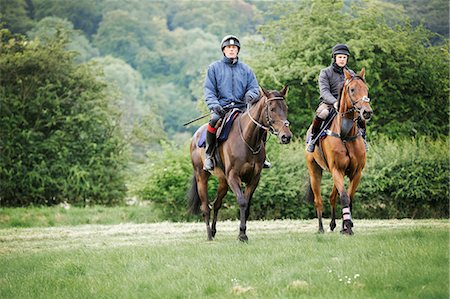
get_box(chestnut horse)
[306,68,373,235]
[188,86,292,241]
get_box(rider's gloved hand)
[212,105,225,117]
[333,101,339,111]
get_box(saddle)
[197,109,241,148]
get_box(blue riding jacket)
[204,56,260,110]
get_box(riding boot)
[306,116,323,152]
[204,127,216,171]
[358,119,369,151]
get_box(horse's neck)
[241,100,266,146]
[336,95,358,135]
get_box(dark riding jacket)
[318,63,355,105]
[204,56,259,111]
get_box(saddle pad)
[197,109,240,148]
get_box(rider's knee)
[318,109,330,120]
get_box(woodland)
[0,0,448,218]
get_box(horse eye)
[350,88,355,93]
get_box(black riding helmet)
[332,44,350,57]
[221,35,240,52]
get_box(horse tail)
[305,178,315,204]
[187,175,201,215]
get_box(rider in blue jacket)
[203,35,264,171]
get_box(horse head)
[259,86,292,144]
[343,68,373,121]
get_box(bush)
[357,137,449,218]
[0,29,128,206]
[136,137,448,221]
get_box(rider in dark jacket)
[306,44,367,152]
[203,35,263,171]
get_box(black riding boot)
[306,116,323,153]
[204,129,216,171]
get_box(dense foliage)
[0,0,448,217]
[136,138,448,221]
[250,0,449,139]
[0,29,127,206]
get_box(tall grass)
[0,220,448,298]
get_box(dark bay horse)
[188,86,292,241]
[306,68,373,235]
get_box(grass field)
[0,218,448,298]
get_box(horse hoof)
[238,234,248,242]
[317,229,325,234]
[340,227,354,236]
[330,223,336,232]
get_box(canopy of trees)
[250,0,449,138]
[0,0,448,208]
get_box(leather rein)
[238,95,289,154]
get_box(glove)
[212,105,225,117]
[333,101,339,111]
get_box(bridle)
[238,94,289,154]
[245,95,290,135]
[341,76,371,121]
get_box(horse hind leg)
[307,158,324,233]
[329,186,338,232]
[195,173,214,240]
[211,179,228,238]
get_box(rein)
[238,95,288,154]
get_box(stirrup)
[306,142,315,153]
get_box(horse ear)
[281,85,289,97]
[344,68,352,80]
[358,67,365,80]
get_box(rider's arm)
[244,69,260,103]
[318,69,338,105]
[204,65,220,110]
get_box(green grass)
[0,219,448,298]
[0,204,163,228]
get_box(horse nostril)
[281,135,291,144]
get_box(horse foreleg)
[330,169,353,235]
[228,171,248,242]
[196,175,213,240]
[329,186,339,232]
[211,179,228,238]
[344,170,363,235]
[242,174,261,228]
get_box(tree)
[250,0,449,139]
[33,0,102,38]
[0,28,128,206]
[27,16,99,63]
[0,0,34,34]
